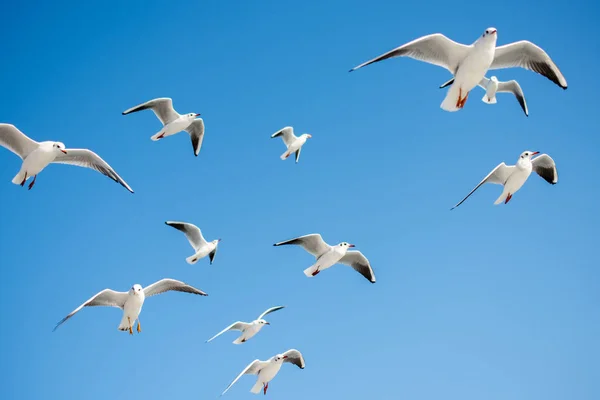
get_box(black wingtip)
[348,68,354,73]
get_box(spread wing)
[451,162,515,210]
[209,245,219,265]
[143,278,208,297]
[221,360,267,396]
[122,97,180,125]
[339,251,376,283]
[0,123,39,159]
[349,33,471,74]
[53,289,128,331]
[165,221,207,252]
[257,306,285,320]
[497,80,529,116]
[206,321,249,343]
[271,126,297,147]
[282,349,305,369]
[477,76,491,89]
[273,233,330,258]
[532,154,558,184]
[185,118,205,157]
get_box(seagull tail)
[250,381,263,394]
[440,84,461,112]
[233,336,245,345]
[303,264,318,277]
[280,150,291,160]
[186,254,200,264]
[481,95,497,104]
[150,129,166,141]
[494,191,508,205]
[11,169,26,185]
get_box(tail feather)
[494,191,508,205]
[250,381,263,394]
[280,150,290,160]
[151,130,166,141]
[303,264,318,277]
[440,84,462,112]
[11,170,26,185]
[233,336,245,345]
[186,254,200,264]
[481,95,497,104]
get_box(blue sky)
[0,1,598,399]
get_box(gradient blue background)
[0,1,598,399]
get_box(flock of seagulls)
[1,26,566,396]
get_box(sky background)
[0,1,598,399]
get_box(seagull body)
[165,221,221,265]
[439,75,528,116]
[273,234,376,283]
[206,306,285,344]
[452,151,558,209]
[349,28,567,112]
[53,279,207,334]
[122,97,205,156]
[0,123,133,192]
[221,349,305,396]
[271,126,312,163]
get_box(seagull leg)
[128,317,133,335]
[455,88,463,108]
[20,172,27,187]
[504,193,513,204]
[459,91,469,108]
[311,266,320,276]
[137,319,142,333]
[263,382,268,395]
[28,175,37,190]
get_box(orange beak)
[531,151,540,155]
[490,29,497,35]
[61,149,68,154]
[282,356,288,359]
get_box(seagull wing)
[53,289,128,331]
[490,41,567,89]
[221,360,267,396]
[0,123,40,159]
[282,349,305,369]
[477,76,491,90]
[184,118,205,157]
[52,149,134,193]
[143,278,208,297]
[165,221,207,252]
[339,250,376,283]
[271,126,297,147]
[532,154,558,184]
[497,80,529,116]
[257,306,285,320]
[349,33,471,74]
[206,321,249,343]
[451,162,515,209]
[122,97,180,125]
[439,77,455,89]
[273,233,330,258]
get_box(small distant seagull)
[221,349,305,396]
[439,76,528,116]
[349,28,566,111]
[53,278,207,334]
[165,221,221,265]
[122,97,205,156]
[0,123,133,192]
[273,234,375,283]
[452,151,558,209]
[206,306,285,345]
[270,126,312,163]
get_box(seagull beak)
[282,356,288,359]
[490,29,497,35]
[195,113,201,117]
[307,134,312,138]
[265,322,270,325]
[348,244,356,248]
[531,151,540,156]
[217,238,222,242]
[61,149,68,154]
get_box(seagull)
[0,123,133,192]
[271,126,312,163]
[206,306,285,344]
[273,234,375,283]
[439,76,528,116]
[349,28,567,112]
[221,349,305,396]
[122,97,205,156]
[451,151,558,209]
[165,221,221,265]
[53,278,207,334]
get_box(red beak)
[195,113,201,117]
[490,29,497,34]
[282,356,288,359]
[217,238,222,242]
[348,244,356,248]
[531,151,540,155]
[61,149,68,154]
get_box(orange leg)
[263,382,269,395]
[504,193,513,204]
[455,88,463,108]
[458,91,469,108]
[28,175,37,190]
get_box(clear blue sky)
[0,1,598,399]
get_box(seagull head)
[520,150,540,160]
[187,112,201,119]
[479,27,498,44]
[130,284,143,296]
[338,242,356,249]
[257,318,270,326]
[53,142,67,154]
[302,133,312,139]
[490,76,499,83]
[213,238,222,246]
[273,354,288,364]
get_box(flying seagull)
[165,221,221,265]
[122,97,205,156]
[206,306,285,344]
[349,28,567,112]
[273,234,376,283]
[221,349,305,396]
[271,126,312,163]
[452,151,558,209]
[0,123,133,192]
[53,278,207,334]
[440,75,528,116]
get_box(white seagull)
[0,123,133,192]
[273,234,376,283]
[221,349,305,396]
[165,221,221,265]
[53,278,208,334]
[440,75,528,116]
[349,28,567,112]
[271,126,312,163]
[206,306,285,344]
[452,151,558,209]
[122,97,205,156]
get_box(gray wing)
[221,360,266,396]
[122,97,180,125]
[497,80,529,116]
[271,126,297,147]
[184,118,205,157]
[490,41,567,89]
[0,123,39,159]
[349,33,471,74]
[451,162,515,210]
[273,233,330,258]
[165,221,207,251]
[282,349,305,369]
[53,289,128,331]
[439,77,455,89]
[52,149,134,193]
[206,321,249,343]
[257,306,285,320]
[339,251,376,283]
[532,154,558,184]
[143,278,208,297]
[477,76,491,89]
